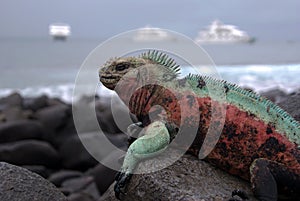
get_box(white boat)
[49,23,71,40]
[195,20,255,44]
[133,26,176,42]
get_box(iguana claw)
[114,172,132,199]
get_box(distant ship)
[49,23,71,40]
[133,26,176,42]
[195,20,255,44]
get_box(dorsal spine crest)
[140,50,181,76]
[186,73,300,145]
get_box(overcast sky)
[0,0,299,41]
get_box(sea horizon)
[0,37,299,102]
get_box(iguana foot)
[228,189,249,201]
[114,171,132,199]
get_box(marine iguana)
[99,50,300,201]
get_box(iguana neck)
[116,79,176,125]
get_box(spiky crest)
[139,50,181,76]
[186,73,300,145]
[186,73,299,123]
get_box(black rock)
[22,165,52,178]
[59,134,99,170]
[0,162,67,201]
[50,116,78,148]
[95,97,131,134]
[105,132,128,150]
[61,176,100,200]
[72,100,104,133]
[0,120,45,143]
[59,131,128,171]
[0,139,61,168]
[67,192,96,201]
[277,90,300,121]
[100,154,257,201]
[47,97,68,106]
[0,92,23,110]
[61,176,94,194]
[48,170,83,187]
[34,104,71,131]
[0,112,5,122]
[23,95,49,111]
[1,106,33,121]
[260,88,287,103]
[86,155,120,194]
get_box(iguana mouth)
[100,75,119,89]
[100,75,117,80]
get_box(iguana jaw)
[99,74,121,90]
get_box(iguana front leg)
[114,120,170,199]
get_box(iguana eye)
[115,63,129,71]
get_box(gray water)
[0,37,300,102]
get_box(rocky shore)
[0,87,299,201]
[0,92,129,201]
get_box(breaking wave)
[1,63,299,103]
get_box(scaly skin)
[99,50,300,201]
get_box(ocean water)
[0,37,300,102]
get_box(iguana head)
[99,50,181,90]
[99,57,149,90]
